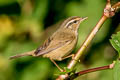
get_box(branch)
[56,0,120,80]
[67,62,115,80]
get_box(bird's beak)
[80,17,88,22]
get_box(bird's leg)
[50,54,80,72]
[50,58,64,72]
[61,54,80,62]
[61,54,75,60]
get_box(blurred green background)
[0,0,120,80]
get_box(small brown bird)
[10,16,87,71]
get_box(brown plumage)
[10,16,87,61]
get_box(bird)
[9,16,87,71]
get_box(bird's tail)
[9,50,35,60]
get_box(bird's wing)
[34,36,73,56]
[36,41,71,56]
[34,37,53,55]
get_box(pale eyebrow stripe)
[65,19,78,28]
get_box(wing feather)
[34,31,75,56]
[36,40,72,56]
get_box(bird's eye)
[73,20,78,23]
[65,20,79,28]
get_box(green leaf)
[56,67,72,75]
[113,59,120,80]
[56,67,75,76]
[64,67,72,73]
[110,32,120,55]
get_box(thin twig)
[56,0,120,80]
[68,62,115,80]
[77,66,109,75]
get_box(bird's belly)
[43,40,77,61]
